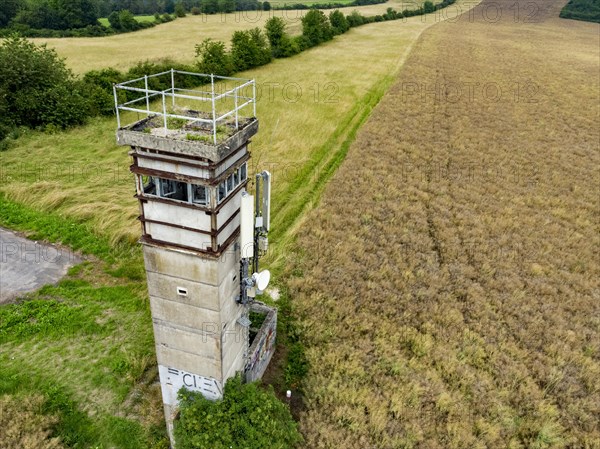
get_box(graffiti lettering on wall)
[158,365,223,405]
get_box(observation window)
[140,175,209,206]
[217,162,248,204]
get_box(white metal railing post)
[252,80,256,117]
[211,74,217,144]
[162,91,167,131]
[113,84,121,128]
[144,75,150,113]
[171,69,175,108]
[234,87,239,130]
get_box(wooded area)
[0,0,266,34]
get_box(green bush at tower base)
[174,375,303,449]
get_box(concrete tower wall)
[113,71,262,446]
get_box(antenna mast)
[238,171,271,304]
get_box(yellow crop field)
[289,0,600,447]
[32,0,421,74]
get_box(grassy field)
[289,0,600,447]
[98,15,157,27]
[32,0,422,74]
[0,4,475,446]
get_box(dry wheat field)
[289,0,600,447]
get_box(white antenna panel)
[262,171,271,232]
[240,191,254,259]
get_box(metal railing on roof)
[113,69,256,145]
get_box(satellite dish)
[252,270,271,291]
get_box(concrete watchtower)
[113,71,276,445]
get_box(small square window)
[160,178,176,196]
[226,174,234,193]
[142,175,156,195]
[218,182,226,203]
[160,178,188,201]
[192,184,208,205]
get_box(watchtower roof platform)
[114,70,258,162]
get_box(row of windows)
[142,176,210,205]
[140,162,247,206]
[218,163,247,203]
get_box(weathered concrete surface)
[117,117,258,162]
[0,228,81,304]
[244,302,277,383]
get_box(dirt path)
[290,0,599,447]
[0,228,81,303]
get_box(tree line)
[0,0,456,149]
[0,0,272,37]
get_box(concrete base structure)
[143,242,247,442]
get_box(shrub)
[127,59,197,90]
[174,375,303,449]
[265,16,300,58]
[191,6,201,14]
[346,10,365,27]
[231,28,272,72]
[329,10,349,35]
[301,9,333,48]
[109,9,139,31]
[175,2,187,17]
[81,68,123,115]
[195,38,235,76]
[265,16,286,49]
[263,1,271,10]
[423,0,435,13]
[383,7,398,20]
[0,35,89,133]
